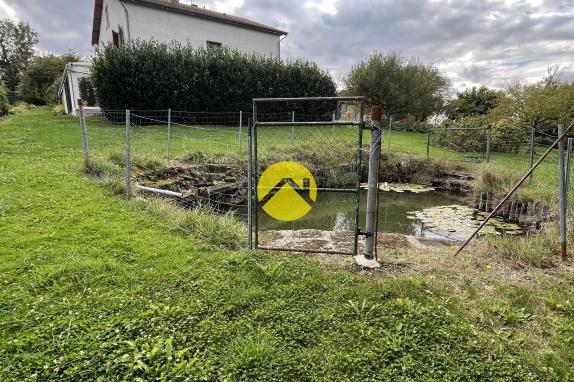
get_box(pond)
[258,184,523,241]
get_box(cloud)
[5,0,574,89]
[0,0,18,20]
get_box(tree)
[344,51,450,120]
[79,77,97,106]
[446,86,502,120]
[19,52,79,105]
[493,77,574,135]
[0,19,39,94]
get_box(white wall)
[98,0,280,57]
[61,63,94,116]
[98,0,128,47]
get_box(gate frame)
[249,96,365,255]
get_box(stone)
[354,255,381,269]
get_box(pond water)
[258,186,522,241]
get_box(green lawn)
[1,108,573,381]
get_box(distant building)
[61,0,288,115]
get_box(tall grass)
[134,197,246,249]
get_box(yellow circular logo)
[257,161,318,222]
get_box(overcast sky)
[2,0,574,90]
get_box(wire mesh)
[251,98,365,255]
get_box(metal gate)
[248,96,365,255]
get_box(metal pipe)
[485,127,492,163]
[238,110,243,154]
[257,121,359,126]
[426,126,431,159]
[125,109,132,199]
[388,115,393,153]
[529,127,536,181]
[559,124,567,260]
[353,99,365,256]
[254,96,364,102]
[258,246,353,256]
[136,185,183,197]
[253,101,259,249]
[247,117,253,249]
[291,111,295,144]
[167,108,172,162]
[363,106,382,260]
[455,119,574,256]
[78,101,90,166]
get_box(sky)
[2,0,574,90]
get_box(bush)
[0,84,9,116]
[79,77,97,106]
[19,53,80,105]
[91,40,337,116]
[51,104,65,116]
[8,101,31,115]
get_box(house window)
[207,41,222,49]
[105,4,110,30]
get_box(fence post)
[238,110,243,153]
[529,126,536,181]
[125,109,132,199]
[388,115,393,153]
[332,112,336,137]
[567,138,573,190]
[362,105,382,261]
[558,124,567,260]
[291,111,295,144]
[426,126,431,159]
[77,100,90,167]
[247,116,253,250]
[167,108,172,163]
[485,126,492,163]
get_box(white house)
[61,0,287,115]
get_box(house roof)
[92,0,287,46]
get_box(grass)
[1,107,574,381]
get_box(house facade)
[61,0,287,115]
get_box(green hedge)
[91,41,337,116]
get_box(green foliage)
[0,83,8,116]
[8,100,31,115]
[446,86,503,120]
[91,40,337,115]
[79,77,97,106]
[0,19,38,93]
[51,104,65,116]
[345,51,450,120]
[19,52,80,105]
[2,107,573,381]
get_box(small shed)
[59,62,100,116]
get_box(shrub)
[8,101,31,115]
[19,53,80,105]
[91,40,337,116]
[79,77,97,106]
[51,104,65,116]
[0,84,9,116]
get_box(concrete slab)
[354,255,381,269]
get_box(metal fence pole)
[125,109,132,199]
[567,138,573,190]
[332,112,336,137]
[363,105,382,260]
[426,127,431,159]
[388,115,393,153]
[247,117,253,249]
[167,108,172,163]
[291,111,295,144]
[485,126,492,163]
[238,110,243,154]
[353,99,365,257]
[253,103,259,249]
[78,100,90,166]
[529,126,536,181]
[558,124,567,260]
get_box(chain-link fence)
[249,97,366,255]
